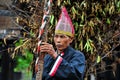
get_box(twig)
[86,42,120,75]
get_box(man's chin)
[57,48,63,52]
[57,48,66,53]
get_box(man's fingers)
[41,42,49,45]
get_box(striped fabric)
[49,52,64,77]
[49,56,63,77]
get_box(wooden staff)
[35,0,53,80]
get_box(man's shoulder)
[68,46,82,53]
[68,46,84,57]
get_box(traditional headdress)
[55,6,75,37]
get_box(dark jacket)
[42,46,85,80]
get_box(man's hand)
[40,42,57,59]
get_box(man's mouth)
[56,44,62,48]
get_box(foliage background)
[7,0,120,79]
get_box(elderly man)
[40,6,85,80]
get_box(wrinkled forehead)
[54,33,71,39]
[54,33,67,36]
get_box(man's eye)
[60,35,65,38]
[54,35,68,38]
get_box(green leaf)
[74,22,78,30]
[67,0,71,5]
[116,1,120,8]
[84,39,93,53]
[97,55,101,63]
[15,39,23,47]
[30,30,35,37]
[81,13,84,22]
[106,18,111,24]
[72,6,77,14]
[50,15,54,25]
[14,49,33,72]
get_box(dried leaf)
[3,38,7,45]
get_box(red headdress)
[55,6,75,37]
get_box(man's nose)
[56,37,61,42]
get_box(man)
[40,6,85,80]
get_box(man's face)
[54,34,73,52]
